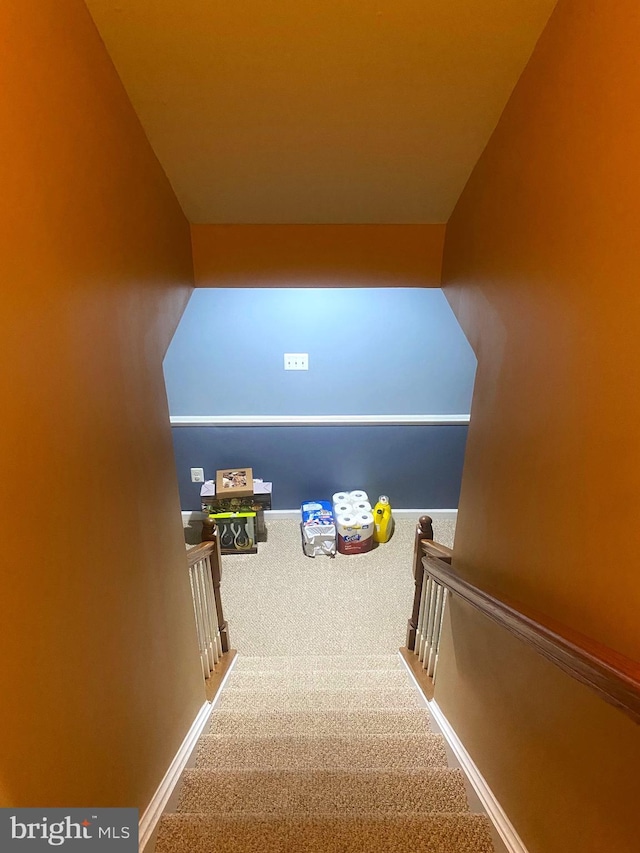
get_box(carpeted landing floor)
[158,518,496,852]
[219,517,455,657]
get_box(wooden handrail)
[423,553,640,725]
[422,540,453,564]
[187,533,229,653]
[187,541,217,568]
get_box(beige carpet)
[158,517,495,853]
[157,813,495,853]
[220,517,455,656]
[155,654,494,853]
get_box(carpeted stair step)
[217,687,421,712]
[155,813,495,853]
[157,648,495,853]
[232,654,403,673]
[195,733,448,772]
[176,768,468,815]
[206,707,433,738]
[226,669,413,692]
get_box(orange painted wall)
[439,1,640,851]
[191,224,445,287]
[0,1,203,809]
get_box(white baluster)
[432,589,448,684]
[416,576,430,660]
[419,578,434,663]
[422,577,438,670]
[197,560,216,672]
[189,565,209,679]
[427,583,444,677]
[197,563,213,676]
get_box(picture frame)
[215,467,254,497]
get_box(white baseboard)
[397,655,528,853]
[183,509,457,523]
[182,510,206,524]
[264,509,458,521]
[138,656,238,851]
[394,509,458,521]
[427,699,529,853]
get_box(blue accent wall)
[172,425,468,510]
[163,288,476,416]
[166,287,476,510]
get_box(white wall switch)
[284,352,309,370]
[190,467,205,483]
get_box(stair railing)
[405,517,640,724]
[406,516,452,683]
[187,533,229,681]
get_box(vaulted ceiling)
[86,0,557,223]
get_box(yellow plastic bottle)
[373,495,394,543]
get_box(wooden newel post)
[208,526,230,653]
[406,515,434,651]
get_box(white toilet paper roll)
[357,511,375,528]
[352,501,372,514]
[332,492,350,505]
[336,514,357,532]
[349,490,369,504]
[333,503,353,517]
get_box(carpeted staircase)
[155,654,495,852]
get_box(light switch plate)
[284,352,309,370]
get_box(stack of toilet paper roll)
[332,490,375,555]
